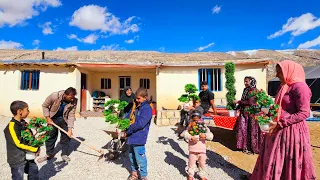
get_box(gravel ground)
[0,116,245,180]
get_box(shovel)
[52,122,104,161]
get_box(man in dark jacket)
[125,87,152,180]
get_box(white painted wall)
[0,66,79,117]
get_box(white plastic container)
[259,123,270,133]
[26,151,36,160]
[228,110,236,117]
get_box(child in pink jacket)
[182,110,214,180]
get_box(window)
[101,78,111,89]
[140,78,150,89]
[119,76,131,98]
[20,70,40,90]
[198,68,222,91]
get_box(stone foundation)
[155,110,216,126]
[155,110,181,126]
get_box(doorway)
[81,73,87,111]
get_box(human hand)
[46,117,53,125]
[36,148,41,156]
[67,129,73,138]
[188,106,195,110]
[267,121,278,134]
[233,100,238,104]
[199,133,206,140]
[191,136,198,143]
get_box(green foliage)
[244,89,280,125]
[178,84,199,103]
[21,117,53,147]
[225,62,236,110]
[104,99,130,130]
[184,84,198,94]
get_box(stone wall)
[155,110,216,127]
[155,110,181,126]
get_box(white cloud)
[54,46,78,51]
[196,42,214,51]
[100,44,120,50]
[298,35,320,49]
[212,5,221,14]
[124,35,139,44]
[0,40,23,49]
[32,39,40,46]
[69,5,139,35]
[39,21,54,35]
[32,39,40,49]
[268,13,320,39]
[159,47,165,52]
[82,34,99,44]
[67,33,99,44]
[125,39,134,44]
[288,37,294,45]
[0,0,62,27]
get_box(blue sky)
[0,0,320,52]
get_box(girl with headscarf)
[249,60,316,179]
[120,87,136,116]
[234,76,264,154]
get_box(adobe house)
[4,49,317,125]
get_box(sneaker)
[61,155,71,162]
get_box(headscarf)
[274,60,305,121]
[120,86,135,103]
[241,76,257,101]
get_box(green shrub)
[225,62,236,110]
[178,84,199,103]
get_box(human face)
[244,78,251,87]
[276,65,285,84]
[201,84,208,91]
[193,101,200,107]
[126,88,132,96]
[18,106,30,119]
[193,116,200,122]
[136,95,147,104]
[64,93,75,103]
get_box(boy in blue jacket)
[125,87,152,180]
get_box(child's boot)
[187,176,194,180]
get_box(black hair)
[10,101,28,116]
[64,87,77,96]
[135,87,148,97]
[200,81,208,86]
[191,110,202,118]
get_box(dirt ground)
[204,122,320,178]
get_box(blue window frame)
[20,70,40,90]
[198,68,222,91]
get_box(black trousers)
[45,117,70,156]
[11,160,39,180]
[180,110,190,128]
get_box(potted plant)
[188,121,207,139]
[244,89,280,132]
[178,84,200,112]
[104,99,131,133]
[21,117,53,160]
[225,62,236,117]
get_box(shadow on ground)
[157,135,248,179]
[38,137,83,179]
